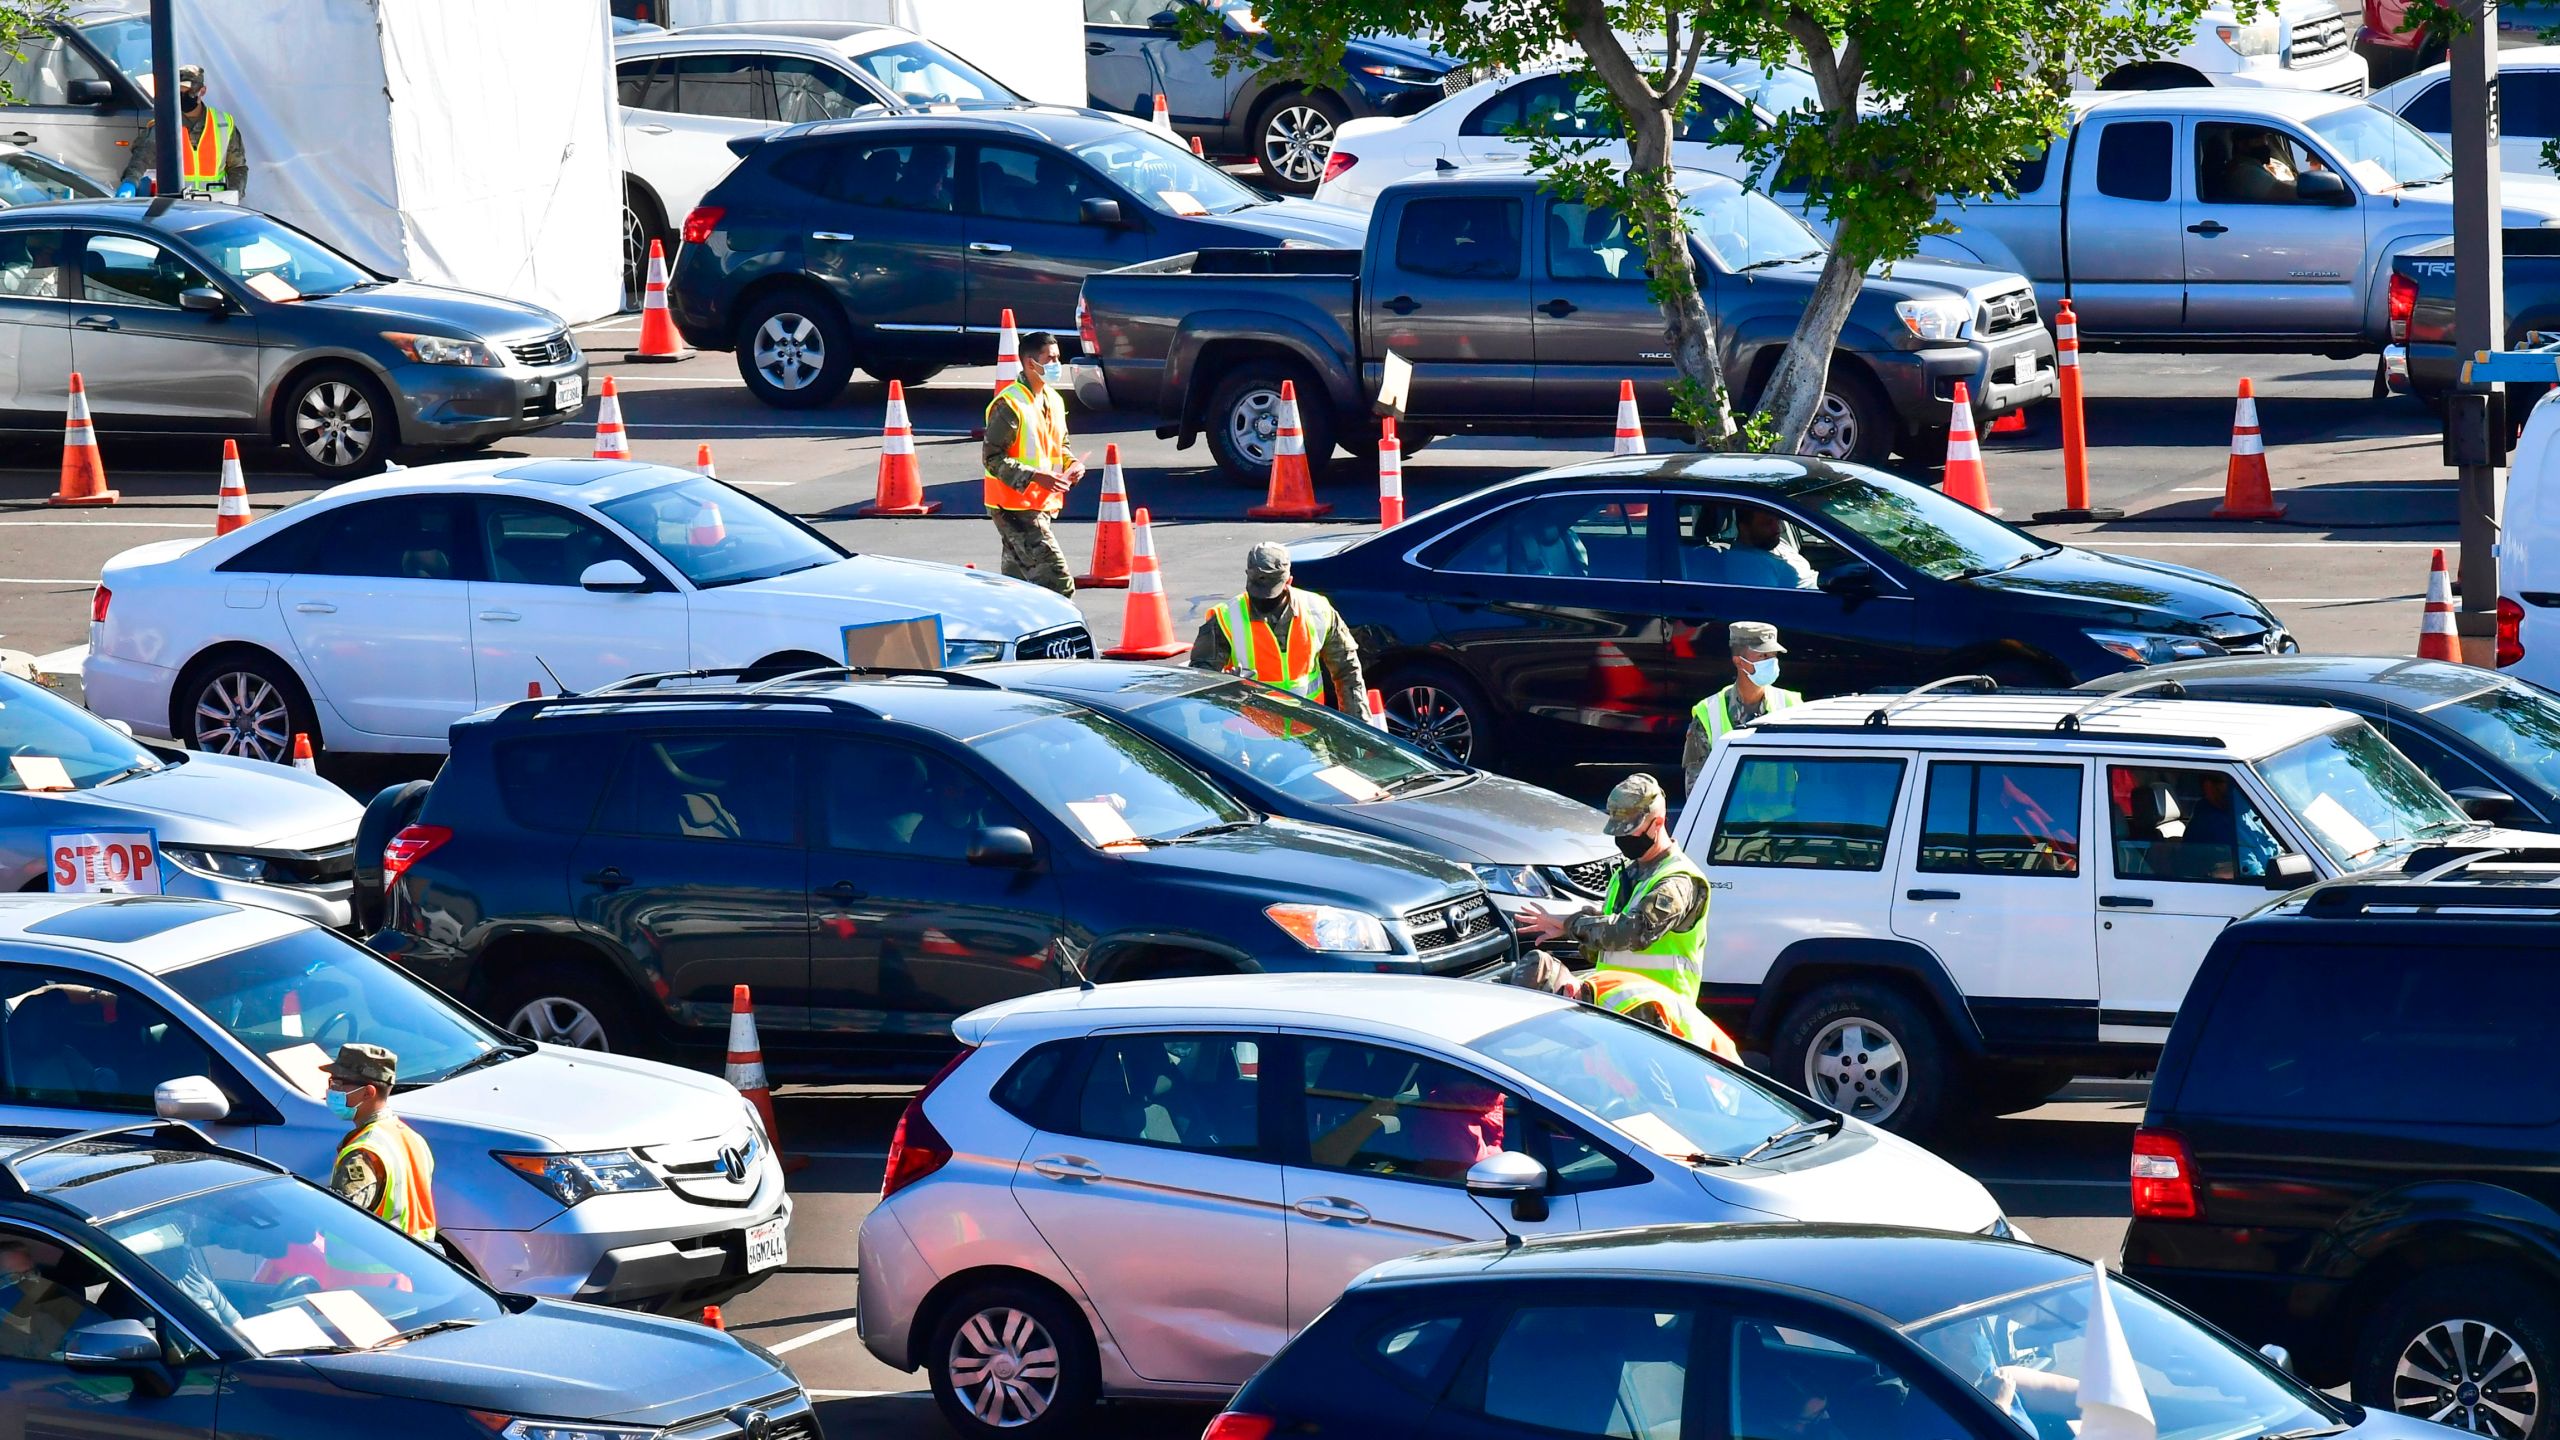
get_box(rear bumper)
[1067,357,1111,411]
[80,648,177,741]
[857,1206,935,1372]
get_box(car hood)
[1109,816,1478,914]
[1852,254,2034,307]
[308,1299,790,1423]
[1687,1123,2002,1233]
[287,280,568,344]
[400,1046,752,1152]
[1195,198,1369,248]
[1344,32,1452,69]
[1349,774,1613,868]
[1959,545,2276,638]
[721,554,1083,645]
[32,754,358,850]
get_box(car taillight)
[1203,1414,1277,1440]
[2500,595,2526,668]
[1320,150,1358,187]
[2388,271,2416,343]
[89,586,109,624]
[2131,1127,2197,1220]
[882,1047,972,1198]
[1077,294,1096,351]
[380,824,452,883]
[680,205,725,245]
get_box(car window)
[1797,470,2048,582]
[2379,722,2509,810]
[159,927,513,1092]
[1299,1039,1509,1185]
[2422,681,2560,804]
[1475,1003,1813,1159]
[2304,102,2449,189]
[295,496,479,582]
[0,230,65,299]
[217,514,319,575]
[674,53,769,121]
[1371,1313,1465,1390]
[0,1226,159,1364]
[0,967,219,1114]
[1672,498,1848,589]
[493,733,618,833]
[1478,1304,1695,1440]
[2008,141,2052,194]
[594,476,843,588]
[1529,1111,1626,1193]
[2195,122,2335,206]
[479,498,651,588]
[1735,1317,1971,1440]
[2095,119,2171,203]
[2106,765,2280,883]
[2252,720,2468,867]
[617,55,673,111]
[966,710,1249,846]
[0,34,105,107]
[768,56,871,124]
[814,738,1024,859]
[1396,196,1522,281]
[79,234,212,310]
[775,140,959,214]
[594,733,800,846]
[1918,761,2082,877]
[1548,200,1645,283]
[2399,77,2451,134]
[1439,495,1651,580]
[974,142,1100,225]
[1710,756,1905,871]
[845,38,1015,106]
[1678,177,1828,273]
[1464,73,1608,139]
[1070,127,1265,217]
[1675,82,1750,142]
[185,213,374,299]
[1070,1033,1261,1155]
[0,152,98,205]
[1130,680,1453,807]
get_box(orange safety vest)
[1211,590,1340,703]
[1583,969,1739,1060]
[335,1114,437,1242]
[983,379,1068,513]
[182,108,234,190]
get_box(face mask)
[1249,593,1287,620]
[1615,833,1653,860]
[1747,656,1781,686]
[326,1090,358,1121]
[1040,360,1063,385]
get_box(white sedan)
[85,458,1092,760]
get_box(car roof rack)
[2298,848,2560,917]
[0,1120,280,1202]
[586,665,1002,695]
[2055,677,2187,733]
[499,666,1007,723]
[1862,674,1998,727]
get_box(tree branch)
[1782,7,1848,112]
[1670,4,1714,101]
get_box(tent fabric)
[654,0,1085,105]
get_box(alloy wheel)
[1805,1016,1906,1122]
[509,996,610,1051]
[192,671,292,762]
[1795,389,1858,461]
[294,381,376,470]
[752,312,827,393]
[947,1305,1061,1428]
[1262,103,1336,186]
[1225,384,1285,470]
[1387,684,1475,764]
[2395,1319,2541,1437]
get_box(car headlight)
[1472,863,1554,898]
[944,639,1007,666]
[2086,630,2224,666]
[494,1150,664,1207]
[2215,18,2279,57]
[158,846,269,883]
[381,331,503,367]
[484,1422,660,1440]
[1894,298,1968,343]
[1265,903,1393,953]
[1358,63,1440,83]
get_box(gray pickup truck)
[1070,168,2056,479]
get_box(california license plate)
[553,375,586,412]
[745,1217,788,1273]
[2012,355,2041,385]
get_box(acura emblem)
[719,1145,748,1182]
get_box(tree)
[1232,0,2223,455]
[0,2,66,107]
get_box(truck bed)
[2394,232,2560,396]
[1078,249,1363,420]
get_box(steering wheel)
[310,1011,355,1052]
[273,1272,321,1301]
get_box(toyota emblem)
[719,1145,748,1182]
[730,1406,771,1440]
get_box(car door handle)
[635,122,672,135]
[1086,40,1110,54]
[968,242,1014,254]
[2099,894,2155,909]
[1540,298,1578,318]
[1294,1196,1372,1223]
[815,879,864,903]
[810,231,856,242]
[1383,294,1420,315]
[1905,888,1961,901]
[582,867,630,890]
[476,610,519,622]
[2186,221,2228,237]
[1030,1156,1103,1181]
[293,602,337,614]
[74,314,116,331]
[4,131,34,146]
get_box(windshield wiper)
[394,1319,480,1343]
[412,1043,528,1086]
[1168,820,1257,842]
[93,761,162,786]
[1946,552,2041,582]
[2259,1426,2348,1440]
[1738,250,1823,272]
[1737,1112,1845,1164]
[1382,770,1468,796]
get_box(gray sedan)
[0,199,588,477]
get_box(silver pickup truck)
[1781,89,2560,357]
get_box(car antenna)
[534,655,577,698]
[1056,936,1096,992]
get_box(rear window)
[1709,756,1904,871]
[2179,940,2560,1125]
[493,734,618,834]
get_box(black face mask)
[1248,593,1288,621]
[1615,833,1653,860]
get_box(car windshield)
[1679,176,1826,272]
[0,150,99,205]
[2253,719,2471,867]
[107,1176,500,1354]
[0,673,162,790]
[968,710,1251,847]
[184,214,375,299]
[1799,469,2052,580]
[1070,127,1267,216]
[596,477,844,588]
[1473,1004,1817,1162]
[2424,682,2560,799]
[849,38,1018,105]
[2306,104,2450,189]
[1905,1273,2334,1440]
[158,928,517,1093]
[1130,680,1457,805]
[1696,58,1819,116]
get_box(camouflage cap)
[323,1042,397,1090]
[1729,620,1786,655]
[178,64,205,89]
[1246,541,1292,599]
[1603,772,1666,835]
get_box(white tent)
[645,0,1084,106]
[178,0,625,323]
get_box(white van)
[2496,385,2560,693]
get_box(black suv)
[2124,854,2560,1436]
[366,668,1512,1081]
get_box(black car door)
[1417,1282,1709,1440]
[769,136,971,361]
[963,140,1155,341]
[1660,490,1917,705]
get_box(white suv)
[1675,682,2528,1134]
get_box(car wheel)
[1774,980,1955,1136]
[1254,89,1348,192]
[1378,663,1495,770]
[177,651,314,765]
[737,290,855,409]
[620,184,664,313]
[927,1281,1099,1440]
[1204,360,1333,486]
[863,362,948,388]
[2356,1267,2560,1440]
[281,366,396,479]
[486,960,650,1056]
[1793,370,1893,466]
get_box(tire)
[1972,1063,2075,1117]
[279,365,397,479]
[1773,980,1959,1136]
[2355,1266,2560,1440]
[736,288,855,409]
[1792,368,1894,466]
[2098,63,2209,90]
[1376,661,1496,770]
[1252,88,1349,193]
[174,650,316,765]
[863,362,948,388]
[483,957,653,1056]
[925,1280,1100,1440]
[353,779,434,934]
[621,181,666,313]
[1203,360,1334,485]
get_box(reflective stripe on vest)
[183,110,233,189]
[1212,591,1334,700]
[982,379,1067,512]
[336,1115,437,1241]
[1595,849,1709,997]
[1692,684,1802,746]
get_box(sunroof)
[496,459,654,486]
[23,898,239,943]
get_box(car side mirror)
[2296,169,2351,206]
[968,825,1038,868]
[153,1075,229,1123]
[66,1319,168,1390]
[579,559,648,593]
[2259,1343,2293,1374]
[2450,786,2517,822]
[1466,1150,1550,1222]
[2263,852,2315,890]
[103,718,134,737]
[1819,560,1878,598]
[1079,197,1125,228]
[177,286,226,315]
[66,77,113,106]
[1148,7,1181,28]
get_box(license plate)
[2012,356,2040,385]
[745,1217,788,1273]
[553,375,585,412]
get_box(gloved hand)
[115,182,136,198]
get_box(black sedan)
[1287,454,2288,776]
[2079,654,2560,829]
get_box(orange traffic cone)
[1104,507,1190,658]
[2419,548,2460,662]
[695,442,716,481]
[701,1305,725,1331]
[1077,444,1132,588]
[858,380,942,516]
[2212,378,2285,520]
[1989,410,2027,434]
[49,373,114,507]
[1365,686,1388,731]
[291,733,316,774]
[527,680,543,698]
[213,439,251,536]
[626,239,695,362]
[992,308,1018,393]
[1189,135,1206,158]
[1247,380,1332,520]
[591,376,631,461]
[1377,417,1404,528]
[689,500,726,547]
[725,984,805,1172]
[1152,92,1174,136]
[1939,381,1998,514]
[1610,379,1646,455]
[280,989,303,1039]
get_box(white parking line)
[2264,596,2419,604]
[2170,484,2456,493]
[32,645,84,674]
[0,520,208,529]
[805,1389,929,1400]
[770,1314,864,1355]
[0,578,95,585]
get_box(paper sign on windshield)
[1065,800,1142,850]
[307,1289,397,1349]
[49,829,161,894]
[238,1305,334,1356]
[267,1042,331,1100]
[1612,1111,1697,1159]
[11,756,71,792]
[2301,793,2382,859]
[2346,159,2397,193]
[1158,190,1208,217]
[244,271,300,303]
[1311,766,1388,802]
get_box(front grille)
[1406,892,1500,953]
[2287,8,2349,65]
[664,1389,818,1440]
[1976,287,2040,337]
[265,844,354,888]
[2325,76,2367,96]
[1016,623,1095,660]
[509,332,576,367]
[1547,857,1619,900]
[639,1128,766,1207]
[1440,64,1488,95]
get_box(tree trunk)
[1622,116,1734,448]
[1757,248,1869,457]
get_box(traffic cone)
[527,680,543,698]
[1152,92,1174,137]
[213,440,251,536]
[2211,378,2285,520]
[1365,686,1388,731]
[2419,548,2461,662]
[291,733,316,774]
[1247,381,1332,520]
[2032,299,2123,523]
[695,442,716,481]
[1989,411,2027,434]
[992,308,1018,393]
[49,373,115,506]
[689,500,726,547]
[1582,641,1649,726]
[857,380,942,516]
[625,239,695,362]
[725,985,805,1172]
[1190,135,1206,158]
[701,1305,725,1331]
[280,989,302,1039]
[1377,416,1405,528]
[1104,507,1190,658]
[1611,379,1645,456]
[1939,381,1998,514]
[591,376,631,461]
[1077,444,1132,588]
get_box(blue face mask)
[1040,359,1064,385]
[326,1090,357,1121]
[1747,656,1781,686]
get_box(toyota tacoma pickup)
[2386,231,2560,406]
